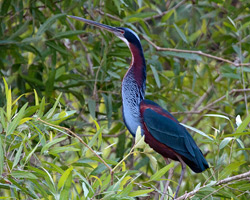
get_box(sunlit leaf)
[150,65,161,88]
[219,161,246,179]
[235,114,250,133]
[174,24,188,44]
[150,162,174,181]
[37,13,66,36]
[7,103,28,135]
[128,189,154,197]
[11,171,38,179]
[219,137,234,150]
[180,123,213,140]
[58,166,73,190]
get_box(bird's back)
[140,99,209,173]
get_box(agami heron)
[68,15,209,198]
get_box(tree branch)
[143,37,250,67]
[176,170,250,200]
[36,118,114,183]
[182,76,222,123]
[171,88,250,117]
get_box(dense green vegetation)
[1,0,250,199]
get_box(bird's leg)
[174,155,186,199]
[160,158,174,200]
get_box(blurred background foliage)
[0,0,250,199]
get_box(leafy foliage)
[1,0,250,199]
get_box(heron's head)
[67,16,141,48]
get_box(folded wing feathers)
[144,109,199,161]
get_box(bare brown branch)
[176,170,250,200]
[143,37,250,67]
[171,88,250,117]
[182,75,222,123]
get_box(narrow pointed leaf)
[150,162,174,181]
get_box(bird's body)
[68,15,209,198]
[121,33,146,136]
[118,26,208,174]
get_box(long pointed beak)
[67,15,124,36]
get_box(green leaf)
[107,70,120,79]
[125,12,156,22]
[3,78,11,122]
[219,161,246,179]
[74,170,94,194]
[162,10,174,22]
[180,123,213,140]
[204,114,230,121]
[205,114,234,130]
[7,177,37,198]
[161,51,202,61]
[36,13,66,36]
[0,136,4,174]
[82,182,89,198]
[41,137,67,154]
[222,73,240,79]
[52,30,85,39]
[150,162,174,181]
[0,108,6,130]
[58,166,73,189]
[235,114,250,133]
[45,68,56,97]
[150,65,161,88]
[12,142,24,169]
[37,97,45,117]
[239,21,250,31]
[45,93,62,119]
[128,189,154,197]
[219,137,234,150]
[8,20,30,40]
[49,146,80,154]
[11,171,38,179]
[174,24,188,44]
[25,137,43,165]
[34,89,39,106]
[113,0,121,14]
[225,132,250,137]
[7,103,28,135]
[87,98,96,119]
[60,169,72,200]
[82,127,103,155]
[0,0,12,16]
[21,36,43,44]
[227,16,236,29]
[146,154,157,170]
[134,126,146,149]
[45,41,69,55]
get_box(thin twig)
[175,170,250,200]
[36,118,114,183]
[170,88,250,116]
[143,37,250,67]
[182,75,222,123]
[80,130,126,138]
[144,0,187,21]
[199,88,250,113]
